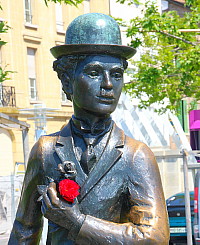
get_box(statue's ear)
[61,73,73,96]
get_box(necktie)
[80,137,97,174]
[70,118,113,174]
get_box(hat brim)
[50,44,136,59]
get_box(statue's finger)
[37,185,48,195]
[37,184,53,208]
[42,191,52,209]
[37,195,43,202]
[47,182,60,207]
[37,185,53,209]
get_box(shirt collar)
[71,115,113,135]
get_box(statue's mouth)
[97,95,115,104]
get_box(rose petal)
[58,179,80,203]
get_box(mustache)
[98,89,115,98]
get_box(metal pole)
[22,127,29,168]
[10,174,15,223]
[182,149,193,245]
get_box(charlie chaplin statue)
[9,13,169,244]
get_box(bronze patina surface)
[9,13,169,244]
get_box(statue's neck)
[73,104,110,130]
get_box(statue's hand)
[37,182,85,239]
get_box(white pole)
[22,127,29,168]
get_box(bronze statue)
[9,13,169,244]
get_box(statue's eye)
[88,70,99,77]
[112,72,123,79]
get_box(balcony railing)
[0,85,16,107]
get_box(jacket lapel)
[55,123,87,187]
[79,123,125,202]
[55,122,125,202]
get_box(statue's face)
[72,55,124,116]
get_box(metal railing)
[0,85,16,107]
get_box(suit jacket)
[9,121,169,244]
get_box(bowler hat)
[50,13,136,59]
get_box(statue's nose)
[101,71,113,89]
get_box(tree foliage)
[0,20,9,46]
[44,0,83,6]
[122,0,200,113]
[0,7,12,83]
[0,66,14,83]
[116,0,140,5]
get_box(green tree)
[122,0,200,113]
[44,0,83,6]
[0,6,13,83]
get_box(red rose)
[58,179,80,203]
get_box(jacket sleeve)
[8,138,45,245]
[76,142,169,245]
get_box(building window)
[55,3,64,32]
[25,0,32,23]
[29,78,37,100]
[84,0,90,14]
[27,48,37,101]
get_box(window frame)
[29,77,37,101]
[55,3,64,33]
[24,0,32,24]
[27,47,38,101]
